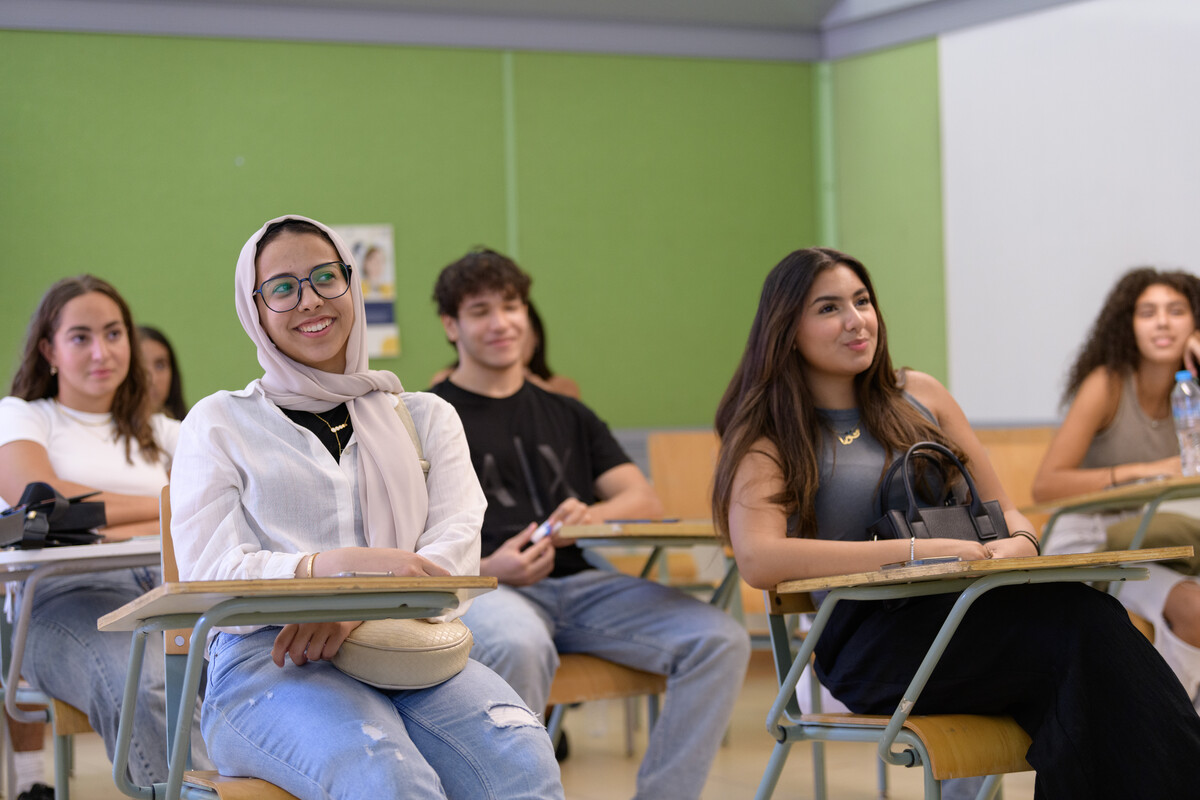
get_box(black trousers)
[814,582,1200,799]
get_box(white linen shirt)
[169,382,484,621]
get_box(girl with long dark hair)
[714,248,1200,797]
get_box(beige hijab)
[234,214,427,547]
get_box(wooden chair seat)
[799,713,1032,780]
[547,653,666,706]
[1128,610,1155,643]
[49,698,92,736]
[183,770,299,800]
[545,653,666,757]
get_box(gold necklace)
[837,427,861,446]
[54,398,113,428]
[313,408,351,457]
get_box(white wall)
[940,0,1200,425]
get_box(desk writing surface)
[97,576,497,632]
[1022,476,1200,515]
[558,521,716,539]
[0,537,159,568]
[773,547,1192,595]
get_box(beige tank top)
[1080,374,1177,469]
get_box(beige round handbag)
[332,618,473,690]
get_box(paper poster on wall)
[334,224,400,358]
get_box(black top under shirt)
[282,403,354,463]
[429,379,632,578]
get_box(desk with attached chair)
[756,546,1192,800]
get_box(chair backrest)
[973,426,1055,527]
[159,485,189,657]
[161,485,179,581]
[646,430,719,519]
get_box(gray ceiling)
[2,0,1088,60]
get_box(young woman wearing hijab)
[169,215,563,800]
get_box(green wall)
[830,39,946,381]
[0,30,814,428]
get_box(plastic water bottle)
[1171,370,1200,476]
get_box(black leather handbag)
[0,482,106,549]
[868,441,1009,544]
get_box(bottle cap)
[1178,370,1194,383]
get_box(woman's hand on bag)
[374,550,452,577]
[271,621,363,667]
[985,536,1039,559]
[313,547,451,578]
[920,538,991,561]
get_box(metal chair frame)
[757,564,1148,800]
[109,588,477,800]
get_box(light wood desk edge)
[98,576,497,632]
[1022,476,1200,516]
[773,546,1193,595]
[558,521,716,539]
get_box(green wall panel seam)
[502,50,520,259]
[813,60,837,248]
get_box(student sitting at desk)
[1033,266,1200,710]
[430,248,750,800]
[714,248,1200,797]
[169,216,562,800]
[0,276,210,790]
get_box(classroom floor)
[31,651,1038,799]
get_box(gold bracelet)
[1011,530,1041,555]
[307,552,319,579]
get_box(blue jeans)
[462,570,750,800]
[20,568,211,785]
[203,628,564,800]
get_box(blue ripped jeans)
[203,627,564,800]
[20,568,211,784]
[462,570,751,800]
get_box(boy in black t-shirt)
[430,248,749,800]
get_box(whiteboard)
[940,0,1200,425]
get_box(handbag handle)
[15,482,70,520]
[876,450,944,518]
[882,441,987,526]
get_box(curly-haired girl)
[1034,266,1200,710]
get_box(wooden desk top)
[773,546,1192,595]
[1022,475,1200,515]
[98,575,496,632]
[558,520,716,540]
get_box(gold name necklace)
[837,427,861,446]
[313,407,351,459]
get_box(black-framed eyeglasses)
[253,262,353,313]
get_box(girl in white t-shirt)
[0,275,209,789]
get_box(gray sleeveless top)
[1079,374,1176,469]
[806,394,938,542]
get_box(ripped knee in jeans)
[486,702,541,729]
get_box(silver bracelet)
[910,535,916,563]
